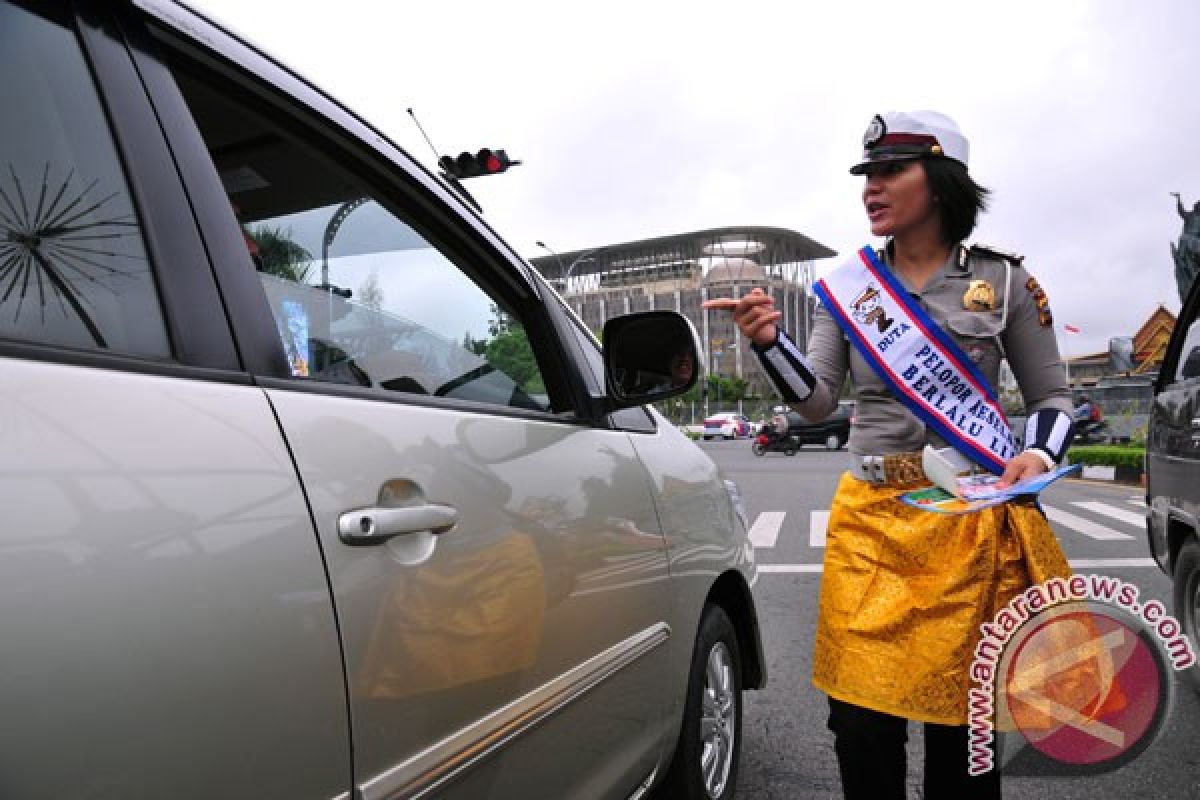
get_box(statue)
[1171,192,1200,302]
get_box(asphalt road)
[696,440,1200,800]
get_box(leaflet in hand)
[899,462,1081,515]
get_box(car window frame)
[128,9,586,421]
[1158,279,1200,392]
[0,0,243,381]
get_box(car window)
[1172,305,1200,383]
[0,2,169,358]
[163,65,554,412]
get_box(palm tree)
[249,224,313,282]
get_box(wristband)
[752,329,816,403]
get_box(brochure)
[899,463,1081,515]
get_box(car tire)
[784,444,798,456]
[1173,537,1200,693]
[659,604,742,800]
[703,435,712,441]
[824,433,842,450]
[751,442,765,456]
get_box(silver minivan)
[0,1,764,798]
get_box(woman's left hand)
[994,451,1050,489]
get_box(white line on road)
[748,511,786,548]
[1071,501,1147,529]
[810,511,829,548]
[757,557,1157,574]
[1068,558,1157,569]
[1043,505,1135,541]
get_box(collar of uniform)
[881,241,964,295]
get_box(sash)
[813,246,1015,475]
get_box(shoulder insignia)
[970,242,1025,265]
[1024,276,1053,326]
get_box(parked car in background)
[774,400,855,450]
[1146,274,1200,691]
[703,412,753,440]
[0,3,766,797]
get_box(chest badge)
[963,280,996,311]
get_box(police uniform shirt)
[794,243,1073,456]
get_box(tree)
[485,323,545,394]
[358,270,384,311]
[250,224,313,282]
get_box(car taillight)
[757,434,769,445]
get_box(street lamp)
[535,240,565,279]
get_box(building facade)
[529,227,836,402]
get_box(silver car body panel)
[362,623,670,799]
[0,357,351,799]
[625,409,759,714]
[265,387,676,798]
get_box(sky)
[190,0,1200,359]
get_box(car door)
[1149,281,1200,540]
[0,3,351,798]
[131,10,677,797]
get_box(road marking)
[1126,496,1146,507]
[758,564,823,573]
[758,558,1157,575]
[747,511,786,548]
[810,511,829,548]
[1068,558,1157,569]
[1071,501,1147,529]
[1043,505,1135,541]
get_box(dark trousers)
[827,697,1001,800]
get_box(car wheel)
[824,433,842,450]
[785,444,798,456]
[1173,537,1200,693]
[659,604,742,800]
[703,435,712,441]
[751,442,765,456]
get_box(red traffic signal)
[439,148,521,180]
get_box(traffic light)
[439,148,521,179]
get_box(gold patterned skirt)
[811,471,1071,725]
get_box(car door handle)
[338,503,458,544]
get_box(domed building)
[529,227,836,408]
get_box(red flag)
[1063,324,1081,335]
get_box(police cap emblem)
[863,114,887,149]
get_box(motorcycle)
[1074,418,1110,445]
[751,429,800,456]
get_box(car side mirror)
[602,311,704,410]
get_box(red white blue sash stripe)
[813,246,1014,474]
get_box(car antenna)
[407,108,483,215]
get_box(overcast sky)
[192,0,1200,357]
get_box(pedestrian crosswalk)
[750,494,1155,572]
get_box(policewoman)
[706,111,1076,799]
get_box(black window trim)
[1159,280,1200,392]
[62,0,243,374]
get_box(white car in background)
[703,412,753,440]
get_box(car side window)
[1174,308,1200,382]
[0,2,169,358]
[164,65,553,412]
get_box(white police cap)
[849,111,969,175]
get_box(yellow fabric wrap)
[812,472,1071,725]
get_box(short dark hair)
[923,157,991,244]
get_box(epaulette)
[969,242,1024,265]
